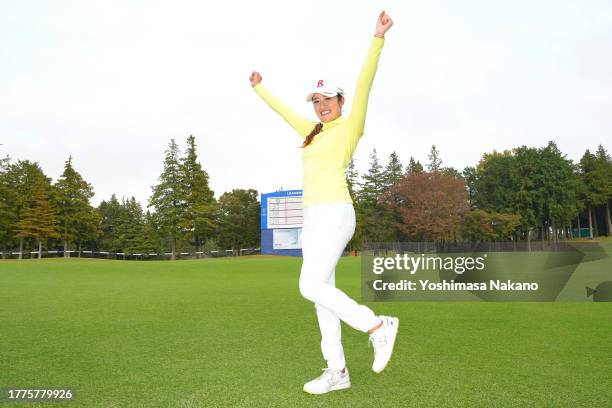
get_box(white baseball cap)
[305,79,345,102]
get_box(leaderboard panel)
[261,190,303,256]
[267,196,303,229]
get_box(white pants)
[299,202,380,370]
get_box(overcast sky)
[2,0,611,209]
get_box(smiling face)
[311,93,345,123]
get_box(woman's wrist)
[374,33,385,38]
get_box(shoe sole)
[373,316,399,373]
[303,381,351,395]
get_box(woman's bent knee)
[299,279,322,302]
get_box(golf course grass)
[1,253,611,407]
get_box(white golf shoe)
[303,367,351,395]
[368,315,399,373]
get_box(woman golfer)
[250,11,398,394]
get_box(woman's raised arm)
[250,71,314,139]
[347,11,394,139]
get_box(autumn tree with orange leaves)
[381,171,470,243]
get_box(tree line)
[349,141,611,251]
[0,137,610,259]
[0,135,259,259]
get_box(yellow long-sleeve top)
[254,36,385,207]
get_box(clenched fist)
[249,71,262,87]
[375,11,393,38]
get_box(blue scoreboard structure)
[261,190,303,256]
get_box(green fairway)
[1,255,611,407]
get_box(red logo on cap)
[317,80,324,88]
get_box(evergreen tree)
[473,147,536,244]
[119,197,147,254]
[594,145,612,236]
[472,143,580,246]
[537,141,579,243]
[382,151,403,191]
[143,210,164,254]
[355,149,396,246]
[406,157,424,175]
[216,189,260,251]
[9,160,49,258]
[472,150,517,213]
[427,145,443,172]
[513,146,541,246]
[73,201,100,256]
[378,151,405,244]
[149,139,188,260]
[462,166,477,206]
[443,166,463,179]
[0,156,18,257]
[180,135,217,254]
[578,148,607,239]
[98,195,150,254]
[98,194,123,252]
[13,173,60,258]
[52,156,96,257]
[346,157,359,198]
[358,149,385,204]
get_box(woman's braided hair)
[301,122,323,148]
[301,94,344,148]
